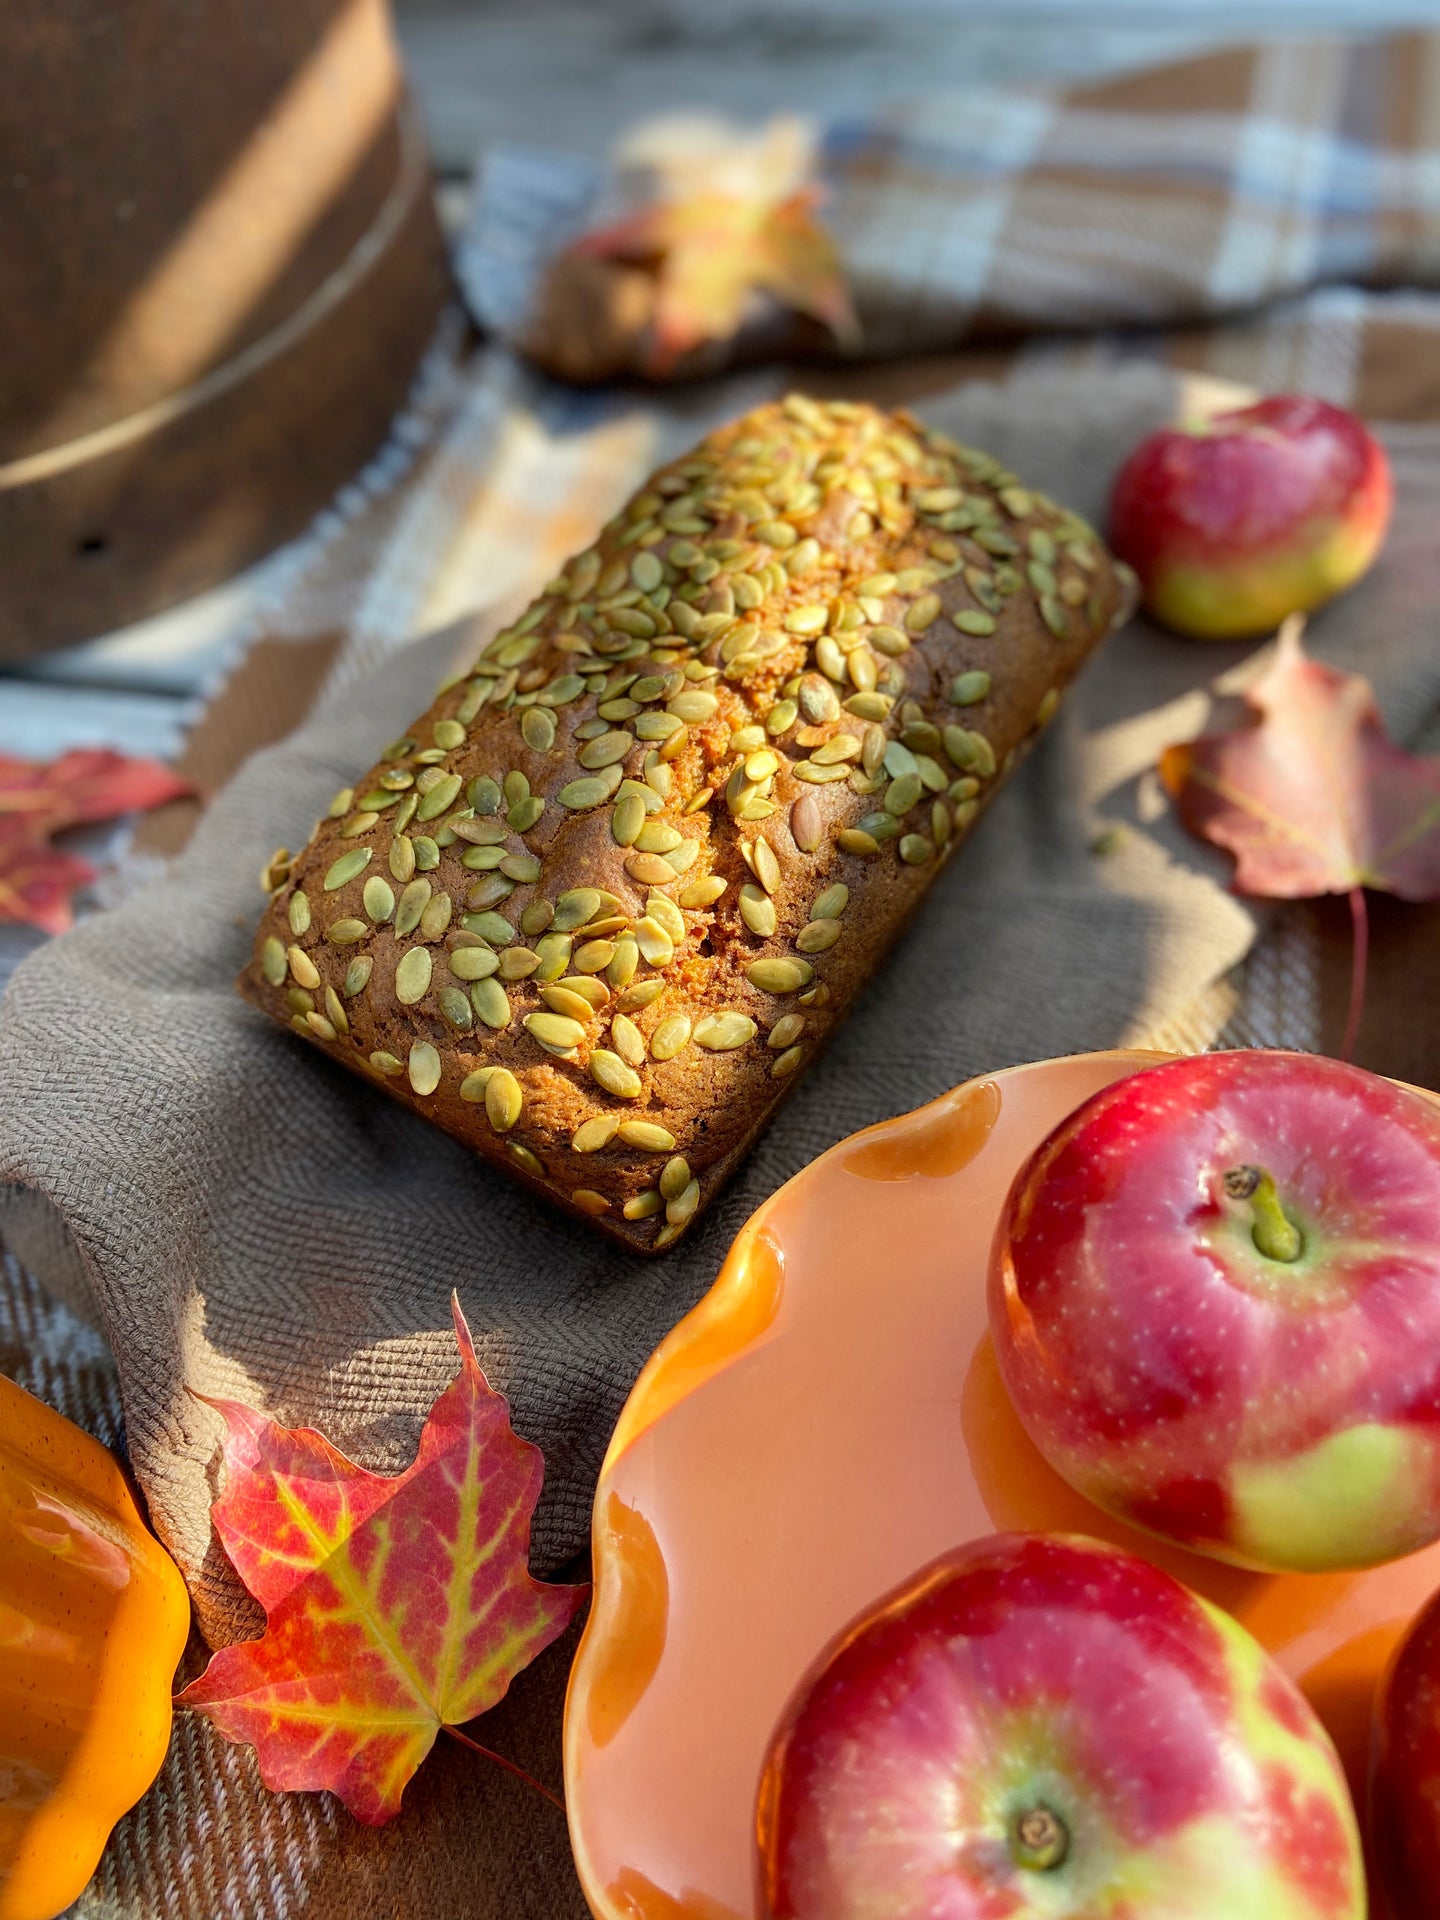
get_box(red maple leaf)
[177,1295,588,1823]
[0,747,190,839]
[0,748,190,934]
[1160,613,1440,1054]
[0,818,99,936]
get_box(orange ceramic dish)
[564,1050,1440,1920]
[0,1374,190,1920]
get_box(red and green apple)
[1109,394,1391,639]
[989,1050,1440,1572]
[1372,1581,1440,1918]
[756,1532,1364,1919]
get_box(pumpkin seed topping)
[590,1049,642,1099]
[323,848,372,891]
[693,1010,757,1050]
[485,1067,523,1132]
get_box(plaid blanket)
[465,31,1440,419]
[12,27,1440,1920]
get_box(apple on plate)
[1372,1581,1440,1918]
[989,1049,1440,1572]
[1108,394,1391,639]
[756,1532,1364,1920]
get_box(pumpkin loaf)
[241,396,1133,1252]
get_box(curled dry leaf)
[1161,613,1440,1057]
[0,748,191,933]
[177,1294,587,1823]
[1160,614,1440,899]
[536,115,858,381]
[0,820,99,938]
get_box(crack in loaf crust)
[240,397,1133,1253]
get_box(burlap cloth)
[7,31,1440,1920]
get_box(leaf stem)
[442,1724,566,1813]
[1341,887,1369,1065]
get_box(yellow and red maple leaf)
[177,1295,587,1823]
[576,186,857,376]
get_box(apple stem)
[1223,1165,1304,1262]
[1011,1806,1069,1872]
[442,1724,566,1813]
[1340,886,1369,1065]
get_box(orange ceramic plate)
[564,1050,1440,1920]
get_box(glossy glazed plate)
[564,1050,1440,1920]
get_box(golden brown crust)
[240,396,1131,1252]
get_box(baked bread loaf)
[241,397,1133,1252]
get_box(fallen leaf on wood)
[0,820,98,937]
[176,1294,587,1823]
[0,748,191,840]
[1161,613,1440,1054]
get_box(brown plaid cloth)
[465,30,1440,421]
[9,28,1440,1920]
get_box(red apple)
[989,1050,1440,1572]
[1109,394,1391,639]
[1372,1583,1440,1917]
[756,1532,1364,1920]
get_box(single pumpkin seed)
[325,918,368,945]
[790,793,822,852]
[659,1156,691,1201]
[837,828,880,855]
[395,948,433,1003]
[343,955,374,997]
[362,876,395,923]
[666,1178,701,1226]
[471,977,511,1029]
[370,1050,403,1076]
[261,936,287,986]
[389,835,416,883]
[611,1013,646,1068]
[811,884,848,919]
[459,1067,496,1102]
[521,707,557,752]
[768,1013,805,1050]
[306,1012,338,1041]
[624,1190,663,1221]
[287,945,320,990]
[739,884,777,937]
[407,1043,442,1096]
[899,834,936,866]
[499,946,540,981]
[618,1119,675,1153]
[288,890,312,935]
[951,669,992,703]
[323,848,372,891]
[635,917,674,966]
[420,894,453,941]
[771,1045,804,1078]
[650,1013,691,1061]
[590,1049,642,1099]
[796,918,842,953]
[612,792,647,846]
[693,1011,757,1051]
[678,875,727,909]
[415,773,462,822]
[558,775,614,811]
[572,1116,619,1153]
[448,945,500,982]
[747,957,809,993]
[525,1010,586,1054]
[485,1067,523,1132]
[885,772,923,815]
[438,986,473,1030]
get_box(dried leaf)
[0,820,98,936]
[0,748,190,840]
[1160,615,1440,900]
[177,1295,587,1823]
